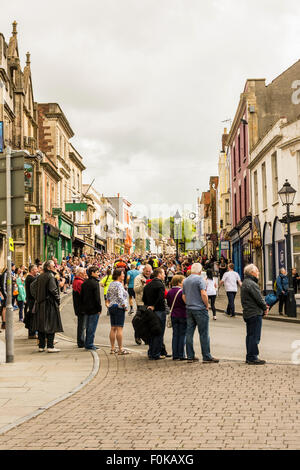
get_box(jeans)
[244,315,263,362]
[77,314,87,347]
[148,310,166,359]
[278,294,287,315]
[171,317,187,359]
[226,291,236,316]
[17,300,24,320]
[85,314,100,349]
[38,332,55,349]
[208,295,216,316]
[186,308,212,361]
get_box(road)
[61,290,300,364]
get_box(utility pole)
[5,146,14,363]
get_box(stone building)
[0,22,42,267]
[217,129,231,260]
[249,117,300,293]
[38,103,86,262]
[228,59,300,278]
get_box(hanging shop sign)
[65,202,87,212]
[29,214,41,226]
[77,225,92,236]
[24,163,34,192]
[52,207,62,216]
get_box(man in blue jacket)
[276,268,289,316]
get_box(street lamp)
[278,179,297,317]
[174,210,181,262]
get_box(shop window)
[253,171,258,215]
[262,162,267,209]
[266,245,273,282]
[271,152,278,203]
[293,235,300,272]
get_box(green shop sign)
[65,203,87,212]
[58,217,73,238]
[52,207,62,216]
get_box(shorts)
[128,288,135,298]
[1,295,7,308]
[109,305,125,327]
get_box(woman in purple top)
[166,275,187,361]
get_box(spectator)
[72,267,87,348]
[142,268,167,360]
[30,260,63,353]
[206,268,217,320]
[24,264,39,339]
[276,268,289,316]
[107,269,130,355]
[182,263,219,364]
[166,274,187,361]
[219,263,242,317]
[80,266,102,351]
[241,264,268,365]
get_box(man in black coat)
[24,264,38,339]
[72,267,87,348]
[30,260,63,353]
[142,268,167,360]
[241,264,269,365]
[80,266,102,351]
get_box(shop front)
[58,216,73,263]
[95,234,106,253]
[230,216,252,279]
[44,223,60,261]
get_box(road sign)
[29,214,41,225]
[0,153,25,227]
[9,237,14,252]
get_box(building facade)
[249,117,300,293]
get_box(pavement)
[0,293,98,434]
[0,290,299,450]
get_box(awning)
[74,237,101,253]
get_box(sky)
[2,0,300,218]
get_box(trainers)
[187,357,200,363]
[38,348,45,352]
[246,359,266,365]
[203,357,219,363]
[135,338,142,345]
[47,348,61,353]
[213,316,217,320]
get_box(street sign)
[52,207,62,216]
[9,237,14,252]
[29,214,41,225]
[65,202,87,212]
[0,153,25,227]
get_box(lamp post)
[278,179,297,317]
[174,210,181,262]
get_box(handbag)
[166,288,182,328]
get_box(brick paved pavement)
[0,347,299,450]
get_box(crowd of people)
[0,251,296,364]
